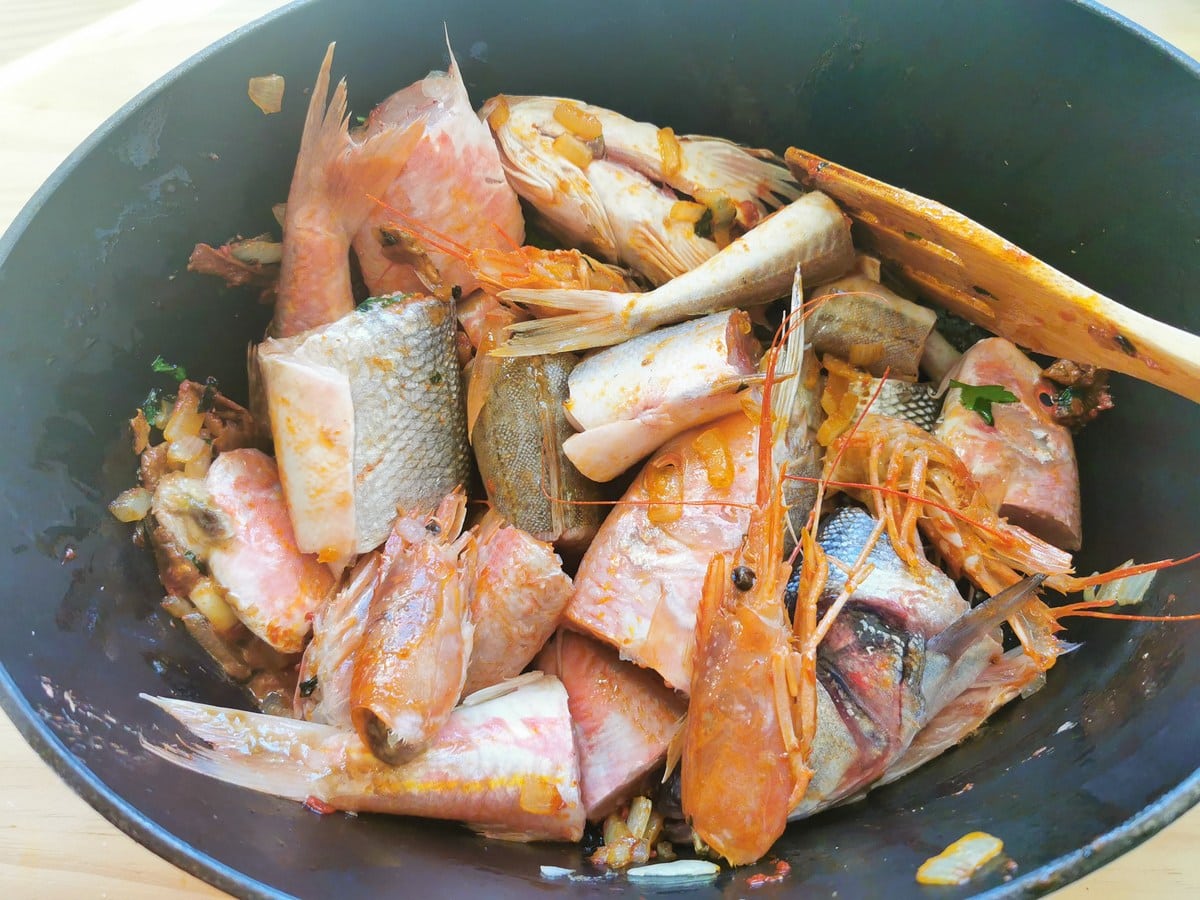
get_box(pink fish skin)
[537,630,684,820]
[352,47,524,298]
[204,449,335,653]
[463,516,573,696]
[937,337,1082,550]
[144,672,584,842]
[564,412,758,692]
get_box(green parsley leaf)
[950,380,1018,426]
[358,292,412,312]
[141,387,174,428]
[693,206,714,239]
[151,355,187,382]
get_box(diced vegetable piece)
[916,831,1003,885]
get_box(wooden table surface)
[1,1,1197,897]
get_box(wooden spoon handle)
[786,148,1200,403]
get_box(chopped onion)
[553,101,603,141]
[163,394,204,444]
[539,866,574,880]
[627,860,720,882]
[109,487,153,523]
[916,831,1003,885]
[627,796,653,839]
[167,434,209,466]
[657,127,682,178]
[190,577,240,633]
[248,74,285,114]
[230,238,283,265]
[1083,561,1155,607]
[669,201,707,224]
[552,133,593,169]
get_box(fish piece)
[463,515,574,696]
[536,630,685,820]
[203,450,336,653]
[469,316,603,553]
[495,192,855,355]
[786,147,1200,404]
[352,42,524,298]
[791,506,975,811]
[258,294,469,568]
[150,450,333,654]
[294,553,380,726]
[562,309,762,482]
[807,274,937,380]
[790,509,1049,819]
[350,490,474,765]
[580,158,717,284]
[272,44,424,337]
[481,96,798,258]
[936,337,1082,550]
[565,412,759,692]
[143,672,584,842]
[879,648,1042,786]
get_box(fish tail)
[140,694,340,801]
[290,44,425,232]
[492,289,644,355]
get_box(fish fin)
[626,222,716,284]
[492,289,642,355]
[140,694,340,801]
[928,574,1047,661]
[679,135,803,215]
[291,44,425,235]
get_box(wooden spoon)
[786,148,1200,404]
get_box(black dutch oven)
[0,1,1196,897]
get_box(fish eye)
[425,520,442,534]
[731,565,756,591]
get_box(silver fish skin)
[791,506,992,818]
[495,191,855,356]
[258,295,469,569]
[472,351,603,554]
[861,379,942,431]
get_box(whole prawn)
[680,303,817,864]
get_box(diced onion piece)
[109,487,153,523]
[163,394,204,443]
[552,132,593,169]
[657,127,682,178]
[1094,562,1155,606]
[627,860,720,882]
[248,74,285,114]
[190,577,241,633]
[539,866,574,880]
[693,188,737,247]
[167,434,209,466]
[553,101,603,141]
[916,832,1003,885]
[627,796,653,839]
[691,427,734,489]
[644,455,684,525]
[602,813,632,847]
[486,95,511,130]
[669,201,707,224]
[184,451,213,479]
[230,238,282,265]
[654,841,677,862]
